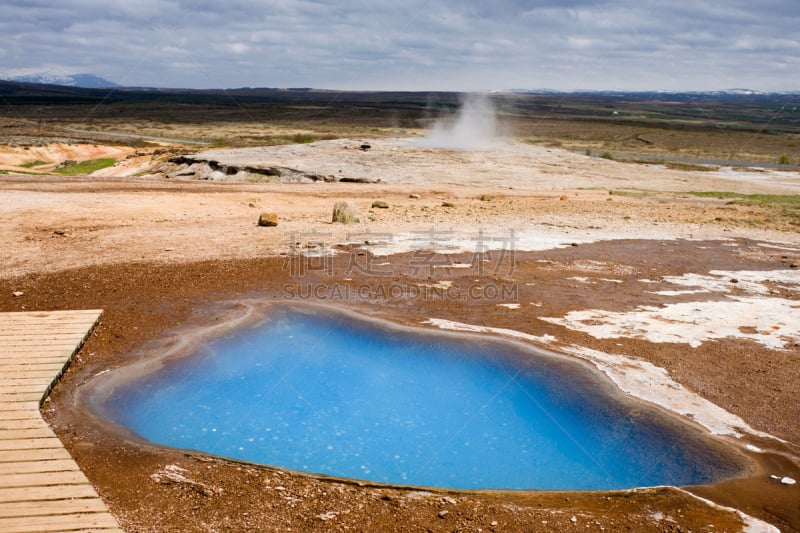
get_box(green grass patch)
[0,169,40,175]
[685,191,800,222]
[685,191,800,205]
[289,133,317,144]
[608,189,654,198]
[55,158,117,176]
[20,160,50,168]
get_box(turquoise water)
[99,305,742,490]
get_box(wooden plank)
[0,438,65,451]
[2,364,64,373]
[0,334,84,343]
[0,314,101,320]
[0,328,95,336]
[0,340,89,349]
[0,383,54,394]
[0,323,94,330]
[0,419,48,430]
[0,313,102,323]
[0,498,109,518]
[0,375,55,383]
[0,324,95,333]
[0,357,70,363]
[0,484,101,503]
[0,512,121,532]
[0,360,71,367]
[0,313,100,320]
[0,333,93,341]
[0,326,95,333]
[0,459,79,475]
[0,402,40,413]
[0,392,43,403]
[0,377,58,394]
[0,308,101,315]
[0,370,67,379]
[0,360,73,369]
[0,391,45,401]
[0,379,55,391]
[0,339,91,348]
[0,428,56,440]
[0,344,79,352]
[0,448,73,463]
[0,308,102,316]
[0,334,90,342]
[2,376,59,385]
[49,529,125,533]
[0,360,72,369]
[0,330,91,338]
[0,344,84,352]
[0,470,90,489]
[0,411,39,421]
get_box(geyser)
[88,304,747,491]
[414,93,504,149]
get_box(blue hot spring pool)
[92,304,744,490]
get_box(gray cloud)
[0,0,798,91]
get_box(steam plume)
[415,93,503,150]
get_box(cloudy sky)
[1,0,798,91]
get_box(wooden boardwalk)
[0,310,123,533]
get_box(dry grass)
[518,119,800,164]
[2,92,798,163]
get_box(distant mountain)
[508,88,800,97]
[8,73,119,89]
[506,88,565,95]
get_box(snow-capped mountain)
[9,73,119,88]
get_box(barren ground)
[1,136,799,532]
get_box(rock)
[339,177,376,183]
[409,193,421,199]
[479,194,493,202]
[151,465,219,496]
[360,143,371,151]
[371,201,389,209]
[12,291,24,297]
[441,201,455,208]
[560,194,568,201]
[257,212,279,227]
[332,201,360,224]
[781,476,796,485]
[438,510,449,519]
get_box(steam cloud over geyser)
[415,93,504,150]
